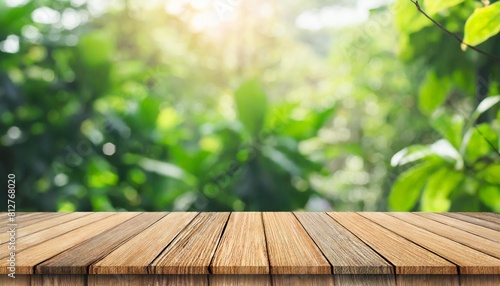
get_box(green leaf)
[478,164,500,184]
[464,123,499,162]
[424,0,465,16]
[464,2,500,46]
[138,157,197,186]
[471,95,500,123]
[431,109,464,150]
[389,162,439,211]
[391,145,433,167]
[418,72,451,115]
[479,185,500,212]
[393,0,433,34]
[421,167,464,211]
[261,146,302,176]
[234,79,268,136]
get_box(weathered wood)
[211,212,269,274]
[263,212,331,274]
[456,213,500,228]
[87,275,209,286]
[31,275,86,286]
[460,274,500,286]
[272,275,334,286]
[417,213,500,242]
[361,212,500,274]
[0,213,140,274]
[0,213,113,259]
[390,213,500,259]
[149,212,230,274]
[210,275,271,286]
[442,213,500,232]
[36,213,166,274]
[395,275,459,286]
[328,212,456,274]
[90,212,197,274]
[334,275,396,286]
[0,213,90,244]
[295,212,393,274]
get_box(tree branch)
[410,0,500,62]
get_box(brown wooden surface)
[361,212,500,274]
[295,212,393,274]
[328,212,457,274]
[417,213,500,243]
[36,213,166,274]
[442,213,500,232]
[211,212,269,274]
[91,212,198,274]
[149,212,230,274]
[263,212,331,274]
[1,211,500,285]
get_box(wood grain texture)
[0,275,31,286]
[88,275,209,286]
[0,213,90,244]
[328,212,456,274]
[272,275,334,286]
[417,213,500,242]
[361,213,500,274]
[334,275,395,286]
[295,212,393,274]
[90,212,198,274]
[150,212,230,274]
[0,213,113,259]
[263,212,331,274]
[210,275,271,286]
[31,275,85,286]
[0,213,140,274]
[460,275,500,286]
[389,213,500,259]
[36,212,166,274]
[395,275,459,286]
[442,213,500,232]
[211,212,269,274]
[0,213,64,233]
[458,213,500,227]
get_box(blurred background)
[1,0,499,212]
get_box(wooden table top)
[1,212,499,285]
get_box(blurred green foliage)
[0,0,498,212]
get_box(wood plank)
[31,275,85,286]
[0,213,114,259]
[442,213,500,232]
[295,212,393,274]
[360,212,500,274]
[88,275,209,286]
[263,212,331,274]
[272,275,334,286]
[460,275,500,286]
[36,212,167,274]
[395,275,459,286]
[149,212,230,274]
[417,213,500,242]
[211,212,269,274]
[459,213,500,226]
[0,275,31,286]
[210,275,271,286]
[0,212,91,244]
[0,212,140,274]
[0,213,64,233]
[327,212,456,274]
[334,275,395,286]
[90,212,198,274]
[390,213,500,259]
